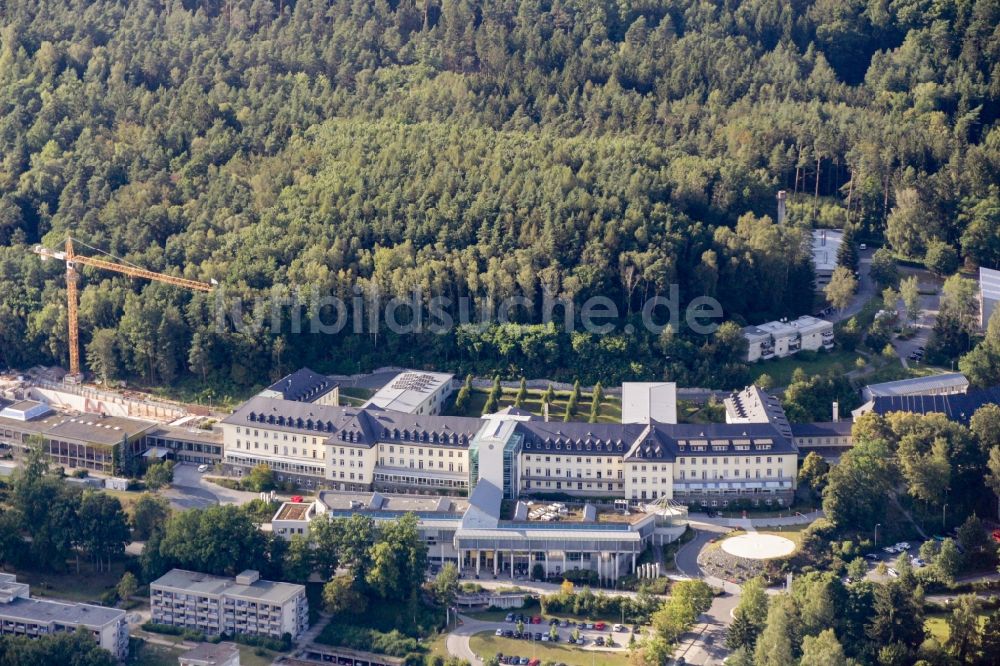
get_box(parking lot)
[859,536,952,582]
[484,612,635,661]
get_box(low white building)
[363,371,454,415]
[980,267,1000,330]
[0,574,128,660]
[742,316,834,362]
[811,228,844,290]
[621,382,677,424]
[179,642,240,666]
[861,373,970,403]
[150,569,308,640]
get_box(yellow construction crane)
[33,235,214,380]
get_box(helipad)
[720,533,796,560]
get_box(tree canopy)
[0,0,996,389]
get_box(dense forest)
[0,0,997,393]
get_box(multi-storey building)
[0,574,128,660]
[223,379,799,508]
[258,367,339,406]
[363,371,454,415]
[811,228,844,290]
[743,315,834,362]
[0,400,153,474]
[150,569,307,640]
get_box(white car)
[883,546,896,554]
[197,464,209,472]
[495,629,503,636]
[887,568,899,578]
[613,624,625,632]
[897,542,910,550]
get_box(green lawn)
[3,561,126,603]
[749,349,863,387]
[445,387,622,423]
[128,640,280,666]
[676,399,726,424]
[128,640,185,666]
[340,386,375,406]
[925,611,989,643]
[859,360,942,386]
[469,632,631,666]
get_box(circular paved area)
[721,533,795,560]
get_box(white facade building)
[150,569,308,640]
[980,267,1000,330]
[743,316,834,362]
[0,574,128,660]
[363,371,454,415]
[621,382,677,424]
[811,228,844,290]
[861,373,970,403]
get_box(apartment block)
[743,315,834,362]
[150,570,308,640]
[0,574,128,660]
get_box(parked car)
[549,618,559,626]
[519,658,529,665]
[197,464,209,472]
[541,635,550,642]
[865,553,881,560]
[594,622,606,631]
[505,613,514,623]
[531,616,542,624]
[496,629,503,636]
[595,637,605,646]
[585,623,594,630]
[613,624,625,632]
[534,633,542,641]
[887,568,899,578]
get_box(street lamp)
[874,523,881,548]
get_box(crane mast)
[32,236,213,380]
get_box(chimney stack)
[543,402,549,422]
[832,401,839,423]
[777,190,787,224]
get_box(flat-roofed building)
[258,368,338,406]
[150,569,308,640]
[811,228,844,290]
[273,491,469,566]
[144,423,223,465]
[179,641,240,666]
[742,316,833,362]
[0,402,155,475]
[363,371,453,415]
[852,385,1000,425]
[981,267,1000,330]
[861,373,969,403]
[0,573,128,660]
[621,382,677,424]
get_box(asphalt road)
[162,462,262,509]
[830,249,875,323]
[672,525,741,665]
